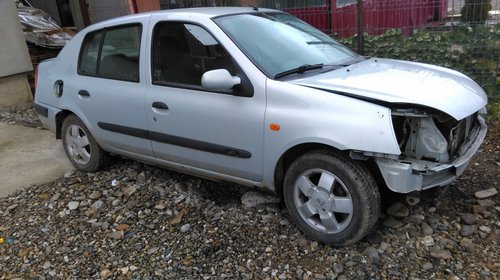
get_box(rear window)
[78,24,142,82]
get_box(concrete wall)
[0,1,33,77]
[0,0,33,110]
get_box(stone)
[460,225,474,237]
[430,246,452,259]
[423,262,434,270]
[180,224,191,233]
[42,261,51,270]
[7,204,18,211]
[345,261,357,267]
[421,222,434,236]
[147,247,159,255]
[112,199,121,207]
[241,191,280,208]
[100,269,112,279]
[170,211,184,225]
[477,199,495,207]
[119,267,129,275]
[88,191,102,200]
[64,170,74,178]
[90,200,104,210]
[439,238,457,248]
[123,186,137,197]
[265,247,273,253]
[154,203,166,210]
[383,218,404,229]
[310,241,319,252]
[109,230,125,240]
[279,219,290,226]
[460,213,477,225]
[387,202,410,218]
[17,247,33,258]
[422,236,434,247]
[409,214,425,225]
[438,224,449,231]
[474,188,497,199]
[333,263,344,274]
[472,205,486,214]
[85,209,96,218]
[379,242,390,251]
[174,182,187,193]
[366,246,380,261]
[479,226,491,234]
[67,201,79,210]
[49,193,61,203]
[115,224,130,231]
[460,238,475,251]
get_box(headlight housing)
[391,108,479,163]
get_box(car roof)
[87,7,282,30]
[148,7,280,17]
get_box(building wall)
[135,0,161,12]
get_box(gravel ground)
[1,108,499,279]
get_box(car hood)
[290,58,487,120]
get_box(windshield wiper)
[274,63,324,79]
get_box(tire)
[61,114,108,172]
[283,150,380,246]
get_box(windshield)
[214,12,360,79]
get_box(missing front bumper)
[375,115,487,193]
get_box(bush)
[461,0,492,24]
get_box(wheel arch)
[55,109,76,139]
[273,143,347,198]
[272,143,386,199]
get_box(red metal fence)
[160,0,499,37]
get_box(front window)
[151,22,236,88]
[214,12,360,79]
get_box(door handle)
[78,90,90,97]
[152,102,168,110]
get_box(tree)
[461,0,492,24]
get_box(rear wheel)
[284,150,380,246]
[61,114,108,172]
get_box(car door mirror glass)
[201,69,241,90]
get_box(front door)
[145,20,266,181]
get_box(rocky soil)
[1,109,499,279]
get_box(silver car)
[34,7,488,246]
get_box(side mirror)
[201,69,241,90]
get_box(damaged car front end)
[292,57,488,194]
[376,107,487,193]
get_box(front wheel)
[61,114,108,172]
[284,150,380,246]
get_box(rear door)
[72,23,152,156]
[144,17,267,181]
